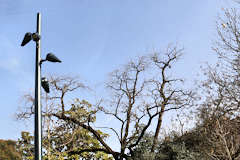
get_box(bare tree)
[95,45,193,159]
[149,46,194,152]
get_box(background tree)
[0,139,21,160]
[193,7,240,159]
[140,6,240,160]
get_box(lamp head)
[41,77,50,93]
[32,33,41,42]
[21,32,41,46]
[21,32,32,46]
[46,53,62,63]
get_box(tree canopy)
[0,139,21,160]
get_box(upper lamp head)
[21,32,32,46]
[21,32,41,46]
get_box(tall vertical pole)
[34,12,42,160]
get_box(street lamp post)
[34,12,42,160]
[21,13,61,160]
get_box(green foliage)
[46,99,110,159]
[16,131,34,160]
[17,99,112,160]
[0,139,21,160]
[131,132,203,160]
[156,141,202,160]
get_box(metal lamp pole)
[21,12,61,160]
[34,12,42,160]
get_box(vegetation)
[0,139,21,160]
[16,77,112,159]
[2,2,240,160]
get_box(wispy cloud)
[0,55,20,73]
[0,35,33,89]
[0,36,21,72]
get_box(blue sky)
[0,0,234,145]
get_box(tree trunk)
[151,109,164,152]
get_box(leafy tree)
[16,131,34,160]
[0,139,21,160]
[16,76,112,160]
